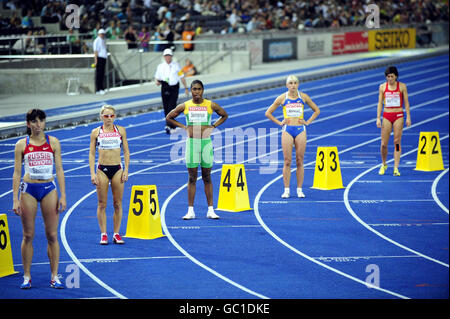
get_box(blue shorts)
[282,125,306,139]
[20,181,56,202]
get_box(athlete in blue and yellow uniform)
[266,75,320,198]
[166,80,228,220]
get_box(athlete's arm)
[376,83,384,128]
[118,126,130,183]
[50,136,66,213]
[166,103,186,129]
[401,83,411,127]
[12,138,25,215]
[89,128,99,185]
[301,92,320,125]
[211,102,228,128]
[265,94,285,126]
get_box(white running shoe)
[182,211,195,220]
[281,191,290,198]
[297,189,305,198]
[207,210,220,219]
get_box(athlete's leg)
[294,130,307,188]
[201,167,213,207]
[19,192,38,279]
[110,169,124,234]
[380,117,393,165]
[96,170,110,234]
[40,189,60,278]
[392,117,404,170]
[187,167,198,206]
[281,131,294,188]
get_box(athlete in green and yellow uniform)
[166,80,228,220]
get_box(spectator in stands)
[12,30,37,54]
[211,0,223,15]
[193,0,203,14]
[227,8,240,30]
[162,23,175,51]
[181,59,199,77]
[182,23,195,51]
[124,25,138,49]
[92,22,102,39]
[21,10,34,28]
[106,20,117,39]
[138,26,150,51]
[37,29,47,54]
[93,28,108,95]
[9,11,21,28]
[195,23,203,36]
[67,28,81,54]
[152,26,164,52]
[182,58,197,77]
[81,41,90,54]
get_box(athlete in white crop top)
[89,105,130,245]
[12,109,66,289]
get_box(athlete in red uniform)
[12,109,66,289]
[376,66,411,176]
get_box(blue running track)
[0,54,448,300]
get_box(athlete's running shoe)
[393,168,401,176]
[20,276,31,289]
[281,190,290,198]
[100,233,108,245]
[182,211,195,220]
[297,189,306,198]
[113,233,124,244]
[206,210,220,219]
[50,275,64,289]
[378,164,388,175]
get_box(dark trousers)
[95,57,106,92]
[161,82,179,128]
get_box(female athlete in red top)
[376,66,411,176]
[12,109,66,289]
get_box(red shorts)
[383,111,404,124]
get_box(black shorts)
[98,164,122,180]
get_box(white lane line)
[59,95,448,298]
[252,112,448,299]
[253,185,409,299]
[431,168,449,214]
[160,184,270,299]
[343,135,449,268]
[60,190,128,299]
[13,255,187,267]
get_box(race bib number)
[189,107,208,123]
[385,92,401,107]
[285,103,303,118]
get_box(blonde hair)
[100,104,116,115]
[286,75,299,84]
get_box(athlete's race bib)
[385,92,401,107]
[188,107,208,123]
[285,103,303,118]
[26,152,54,179]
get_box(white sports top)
[96,125,122,150]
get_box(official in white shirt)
[93,28,108,95]
[154,48,189,134]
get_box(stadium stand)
[0,0,448,55]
